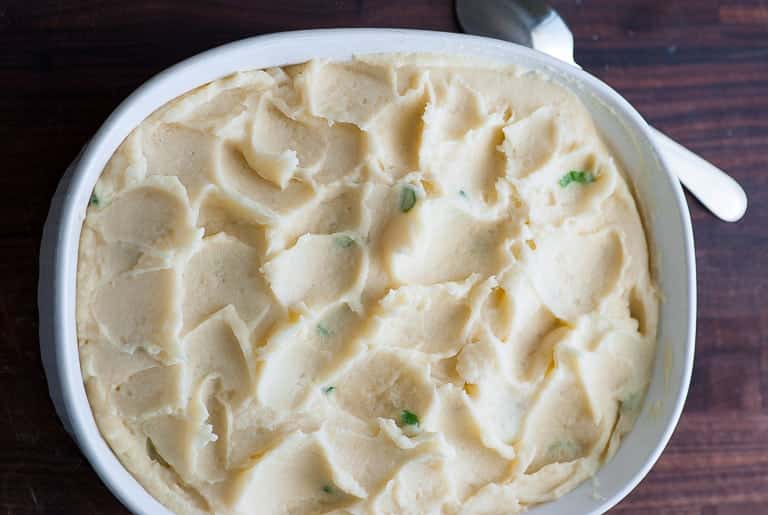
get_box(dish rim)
[38,28,696,515]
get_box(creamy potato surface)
[77,55,658,515]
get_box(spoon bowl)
[456,0,577,64]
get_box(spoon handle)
[649,126,747,222]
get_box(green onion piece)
[316,323,332,338]
[89,193,100,206]
[335,235,355,248]
[547,439,579,458]
[459,190,467,198]
[400,410,420,427]
[322,484,333,494]
[559,170,596,188]
[399,186,417,212]
[323,386,335,394]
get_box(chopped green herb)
[316,323,332,338]
[399,186,417,212]
[459,190,468,198]
[559,170,596,188]
[335,235,355,248]
[400,410,420,427]
[323,386,335,394]
[547,439,580,460]
[89,193,100,207]
[322,484,334,494]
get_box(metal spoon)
[456,0,748,222]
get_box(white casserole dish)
[38,29,696,515]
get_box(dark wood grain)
[1,0,766,513]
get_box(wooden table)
[2,1,766,513]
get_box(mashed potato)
[77,54,658,515]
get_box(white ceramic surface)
[38,29,696,515]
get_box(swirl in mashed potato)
[77,54,658,515]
